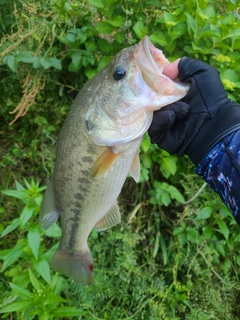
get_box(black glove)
[148,57,240,165]
[148,101,190,153]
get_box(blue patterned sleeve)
[196,130,240,225]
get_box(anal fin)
[94,202,121,231]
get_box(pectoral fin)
[94,202,121,231]
[90,147,121,178]
[40,179,60,229]
[130,151,141,182]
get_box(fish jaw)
[134,36,189,105]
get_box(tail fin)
[50,246,93,285]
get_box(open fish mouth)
[140,36,169,71]
[134,36,169,87]
[135,36,189,97]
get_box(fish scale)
[40,36,189,285]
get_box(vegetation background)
[1,0,240,319]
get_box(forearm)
[196,130,240,225]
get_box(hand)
[149,57,240,165]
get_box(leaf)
[142,154,152,169]
[185,13,198,34]
[2,189,26,200]
[198,29,221,39]
[95,21,114,34]
[15,180,25,191]
[28,228,40,259]
[195,207,212,220]
[88,0,104,8]
[71,52,82,69]
[108,16,124,27]
[28,268,43,291]
[203,225,213,239]
[153,233,159,258]
[222,68,240,82]
[159,235,168,265]
[50,57,62,70]
[0,301,33,313]
[20,206,34,227]
[32,57,41,68]
[114,32,125,44]
[2,55,18,72]
[52,306,86,317]
[168,186,185,203]
[34,259,51,283]
[217,220,229,240]
[40,57,52,69]
[173,225,186,236]
[177,233,187,246]
[66,31,77,43]
[186,227,199,244]
[97,38,112,52]
[16,51,34,64]
[161,156,177,176]
[216,241,225,256]
[9,283,32,299]
[133,21,148,39]
[141,138,151,153]
[1,241,25,272]
[163,12,177,26]
[43,294,67,304]
[170,23,187,41]
[43,223,61,238]
[161,192,171,206]
[201,6,216,19]
[1,218,20,238]
[71,28,87,44]
[150,32,168,46]
[225,28,240,39]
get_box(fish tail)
[50,246,93,285]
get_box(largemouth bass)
[40,36,189,285]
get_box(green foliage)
[1,0,240,319]
[0,180,85,319]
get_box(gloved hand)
[148,57,240,165]
[148,101,190,153]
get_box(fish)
[40,36,189,285]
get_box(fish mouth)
[141,36,169,71]
[134,36,169,92]
[135,36,189,99]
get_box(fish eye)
[113,66,126,81]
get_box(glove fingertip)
[174,102,190,120]
[149,110,175,133]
